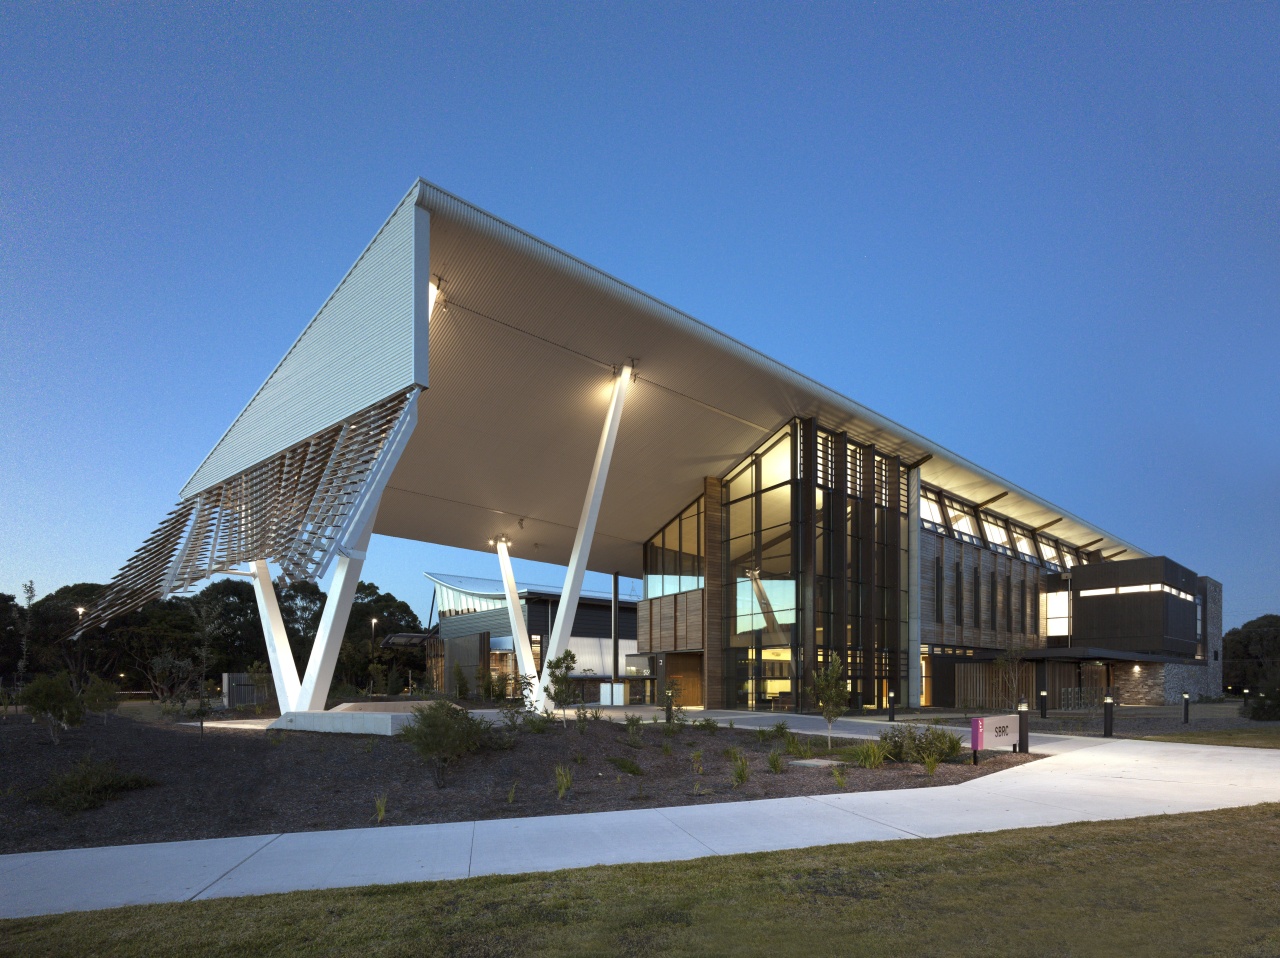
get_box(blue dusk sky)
[1,3,1276,629]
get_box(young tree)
[83,675,121,724]
[809,652,846,750]
[993,649,1027,709]
[21,673,83,744]
[18,580,34,682]
[545,649,577,726]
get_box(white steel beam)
[250,560,301,711]
[907,467,922,707]
[494,536,537,706]
[534,366,631,710]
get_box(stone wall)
[1111,663,1166,705]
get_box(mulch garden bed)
[0,709,1036,855]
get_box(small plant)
[524,711,552,734]
[572,750,585,765]
[452,663,469,701]
[690,749,704,775]
[755,728,770,744]
[21,673,84,744]
[545,650,578,726]
[507,781,517,804]
[731,751,751,787]
[723,746,743,761]
[662,740,672,755]
[575,702,589,735]
[853,741,889,769]
[727,719,735,729]
[608,756,643,776]
[590,707,605,721]
[767,749,785,774]
[399,701,497,787]
[624,712,644,748]
[35,756,157,814]
[692,781,702,796]
[555,763,573,800]
[923,753,940,776]
[371,792,388,824]
[499,673,536,731]
[696,717,719,734]
[832,765,846,789]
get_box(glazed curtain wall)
[719,420,908,712]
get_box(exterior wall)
[1201,577,1224,695]
[636,589,705,653]
[703,476,727,708]
[919,529,1047,653]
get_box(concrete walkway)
[2,736,1278,920]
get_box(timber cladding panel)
[703,476,726,709]
[637,600,651,653]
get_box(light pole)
[1103,694,1115,738]
[1183,692,1190,724]
[1017,697,1030,754]
[1039,688,1048,719]
[887,688,896,722]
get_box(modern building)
[77,179,1221,721]
[423,573,640,704]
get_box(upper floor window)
[944,499,983,546]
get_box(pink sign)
[971,714,1018,751]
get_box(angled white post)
[494,536,538,706]
[292,391,420,713]
[534,365,631,711]
[249,560,302,712]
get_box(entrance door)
[666,652,704,707]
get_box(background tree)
[0,592,19,678]
[1223,614,1280,693]
[278,579,325,673]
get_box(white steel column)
[294,526,369,712]
[292,390,420,712]
[250,559,301,712]
[494,536,537,705]
[534,365,631,710]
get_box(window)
[934,556,944,624]
[1011,527,1039,562]
[643,498,705,599]
[955,562,963,625]
[945,499,983,545]
[921,490,946,533]
[1046,591,1070,637]
[973,569,981,627]
[1031,584,1039,634]
[1038,537,1061,570]
[1018,579,1025,633]
[982,514,1012,555]
[990,572,998,630]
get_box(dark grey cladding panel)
[439,597,637,642]
[1058,556,1200,592]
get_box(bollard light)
[888,689,896,723]
[1103,694,1115,738]
[1017,697,1030,754]
[1039,688,1048,719]
[1183,692,1190,724]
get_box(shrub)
[1244,690,1280,721]
[545,650,578,726]
[371,792,388,824]
[923,754,940,776]
[399,701,496,787]
[555,764,573,800]
[608,756,643,776]
[731,751,751,787]
[21,673,83,743]
[575,703,589,735]
[880,723,963,764]
[35,756,157,814]
[624,713,644,748]
[696,718,719,734]
[772,720,790,739]
[755,728,770,744]
[767,749,785,774]
[853,741,889,769]
[690,750,703,775]
[832,765,847,789]
[82,676,120,724]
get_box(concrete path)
[2,736,1278,920]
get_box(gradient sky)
[2,3,1276,629]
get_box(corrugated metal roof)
[181,185,428,498]
[424,572,636,603]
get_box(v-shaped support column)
[250,560,301,711]
[534,365,631,711]
[494,536,538,707]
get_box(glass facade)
[643,498,705,598]
[718,420,908,712]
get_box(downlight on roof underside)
[184,179,1147,581]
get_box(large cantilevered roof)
[88,178,1145,631]
[362,180,1145,577]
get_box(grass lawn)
[1145,726,1280,749]
[5,804,1280,958]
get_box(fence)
[222,672,276,709]
[1059,686,1115,711]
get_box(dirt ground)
[0,706,1034,855]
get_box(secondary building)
[76,179,1221,721]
